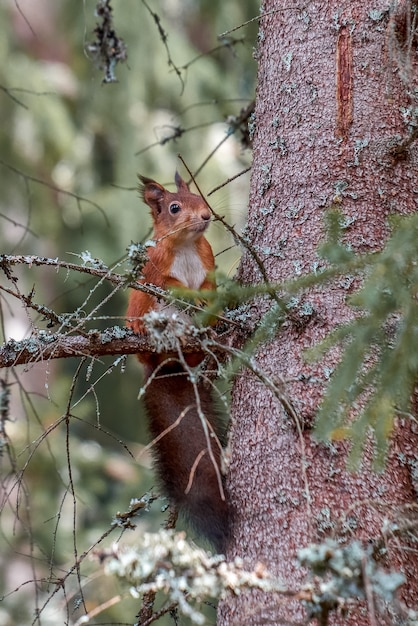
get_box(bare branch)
[207,166,252,197]
[141,0,184,94]
[179,37,246,71]
[134,122,216,157]
[0,161,110,225]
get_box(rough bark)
[219,1,418,624]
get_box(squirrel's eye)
[169,203,181,215]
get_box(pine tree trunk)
[219,1,418,624]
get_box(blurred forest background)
[0,0,257,623]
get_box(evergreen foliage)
[191,209,418,468]
[311,212,418,468]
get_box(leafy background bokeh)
[0,1,257,623]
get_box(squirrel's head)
[137,173,211,242]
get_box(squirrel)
[126,172,229,552]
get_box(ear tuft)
[137,174,157,200]
[137,174,165,214]
[175,171,189,192]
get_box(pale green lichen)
[352,138,369,166]
[126,242,148,279]
[102,530,286,624]
[281,52,293,72]
[368,9,387,22]
[299,539,405,620]
[248,111,256,141]
[79,250,107,270]
[100,326,129,343]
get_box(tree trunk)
[219,1,418,624]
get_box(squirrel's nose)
[202,211,210,221]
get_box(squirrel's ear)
[138,174,165,215]
[175,171,189,192]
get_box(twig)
[141,0,184,94]
[137,590,156,625]
[361,554,378,626]
[134,122,215,157]
[179,37,246,71]
[138,601,179,626]
[207,166,252,196]
[0,160,109,225]
[137,502,178,624]
[217,6,302,39]
[0,84,29,110]
[73,595,123,626]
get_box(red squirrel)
[126,173,229,552]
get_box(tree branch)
[0,252,172,300]
[0,327,216,368]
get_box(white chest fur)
[170,244,206,289]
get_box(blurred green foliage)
[0,0,256,623]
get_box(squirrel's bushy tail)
[143,362,229,553]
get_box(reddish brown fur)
[144,364,229,551]
[127,174,215,335]
[127,174,229,552]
